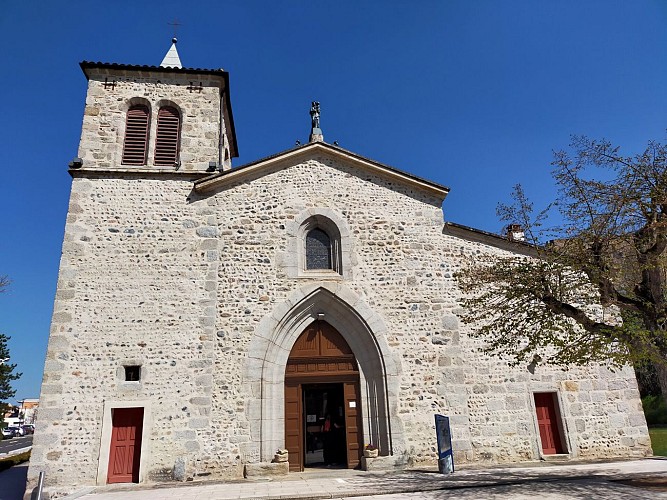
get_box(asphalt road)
[0,435,32,455]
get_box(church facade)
[27,45,651,498]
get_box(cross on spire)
[167,18,182,40]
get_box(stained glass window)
[306,228,332,270]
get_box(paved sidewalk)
[69,458,667,500]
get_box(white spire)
[160,38,182,68]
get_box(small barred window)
[124,365,141,382]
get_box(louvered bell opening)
[154,107,181,166]
[121,106,149,165]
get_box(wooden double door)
[284,321,364,471]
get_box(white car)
[7,426,24,437]
[1,427,16,438]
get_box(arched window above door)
[306,228,333,270]
[301,218,341,274]
[285,208,353,280]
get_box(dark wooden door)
[107,407,143,483]
[534,393,564,454]
[285,382,303,472]
[285,321,363,471]
[344,381,363,468]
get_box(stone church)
[27,41,651,498]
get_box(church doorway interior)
[284,321,363,471]
[303,383,346,467]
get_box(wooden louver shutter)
[154,106,181,166]
[121,105,149,165]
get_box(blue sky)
[1,0,666,401]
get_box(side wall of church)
[437,234,650,465]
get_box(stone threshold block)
[244,461,289,478]
[361,455,406,471]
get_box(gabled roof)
[194,141,450,200]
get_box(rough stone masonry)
[26,57,651,499]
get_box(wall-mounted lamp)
[317,312,326,319]
[68,157,83,169]
[207,161,218,172]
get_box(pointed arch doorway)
[284,320,363,471]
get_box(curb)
[0,446,31,458]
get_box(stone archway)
[244,283,403,463]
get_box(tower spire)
[309,101,323,142]
[160,37,182,69]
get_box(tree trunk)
[655,360,667,408]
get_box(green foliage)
[643,395,667,426]
[0,333,21,403]
[459,254,632,368]
[458,135,667,380]
[0,277,20,422]
[648,428,667,457]
[0,450,30,473]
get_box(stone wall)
[28,153,651,498]
[27,174,221,497]
[79,67,229,172]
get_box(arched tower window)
[154,106,181,166]
[306,228,332,270]
[121,105,150,165]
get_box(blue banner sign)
[434,414,454,474]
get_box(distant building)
[27,41,651,498]
[3,405,19,426]
[19,399,39,425]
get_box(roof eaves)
[324,142,450,194]
[79,61,229,79]
[195,142,450,197]
[221,73,239,158]
[443,221,538,256]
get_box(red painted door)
[107,407,143,483]
[534,393,564,454]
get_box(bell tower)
[74,40,238,174]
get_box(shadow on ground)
[340,468,667,499]
[0,463,28,500]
